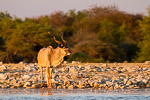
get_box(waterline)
[0,88,150,100]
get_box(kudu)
[37,32,71,88]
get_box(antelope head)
[48,32,71,56]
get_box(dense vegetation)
[0,6,150,63]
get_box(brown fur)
[37,46,70,88]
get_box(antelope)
[37,32,71,88]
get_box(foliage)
[67,52,90,62]
[0,6,148,63]
[134,9,150,62]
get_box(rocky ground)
[0,61,150,90]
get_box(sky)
[0,0,150,19]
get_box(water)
[0,88,150,100]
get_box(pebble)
[0,63,149,89]
[0,74,8,80]
[145,61,150,65]
[0,65,7,71]
[68,85,74,89]
[23,82,32,88]
[72,61,80,64]
[0,62,3,64]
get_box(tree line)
[0,6,150,63]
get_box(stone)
[102,64,108,67]
[0,62,3,64]
[121,67,127,72]
[142,79,148,84]
[63,61,69,64]
[1,84,7,88]
[80,67,85,70]
[78,81,87,88]
[78,65,82,68]
[0,62,150,90]
[0,65,7,71]
[32,66,39,71]
[10,79,18,85]
[106,81,114,86]
[54,75,59,80]
[137,75,143,80]
[99,84,106,88]
[31,84,40,88]
[72,61,80,64]
[23,81,32,88]
[69,67,77,73]
[68,85,74,89]
[100,78,106,84]
[63,85,66,89]
[118,71,123,73]
[89,65,96,69]
[26,86,31,89]
[0,74,8,80]
[94,82,101,88]
[14,83,22,88]
[145,61,150,65]
[128,85,134,89]
[64,80,70,85]
[23,75,31,79]
[126,81,132,85]
[56,85,61,89]
[88,81,94,87]
[108,86,113,90]
[97,67,102,72]
[134,86,140,89]
[24,65,33,72]
[10,86,17,89]
[114,83,119,89]
[124,79,128,84]
[146,84,150,87]
[77,73,85,78]
[114,62,118,66]
[62,67,69,72]
[71,73,78,79]
[19,61,25,64]
[78,85,85,89]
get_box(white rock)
[23,75,31,79]
[145,61,150,65]
[23,82,31,87]
[0,74,8,80]
[78,65,82,68]
[106,81,114,86]
[114,62,118,66]
[63,61,69,64]
[0,65,6,71]
[62,67,69,72]
[69,67,77,73]
[72,61,80,64]
[24,65,33,72]
[102,64,108,67]
[0,62,3,64]
[19,61,25,64]
[142,79,148,84]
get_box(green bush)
[67,52,90,62]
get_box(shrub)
[67,52,90,62]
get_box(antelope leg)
[46,66,50,88]
[49,68,53,88]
